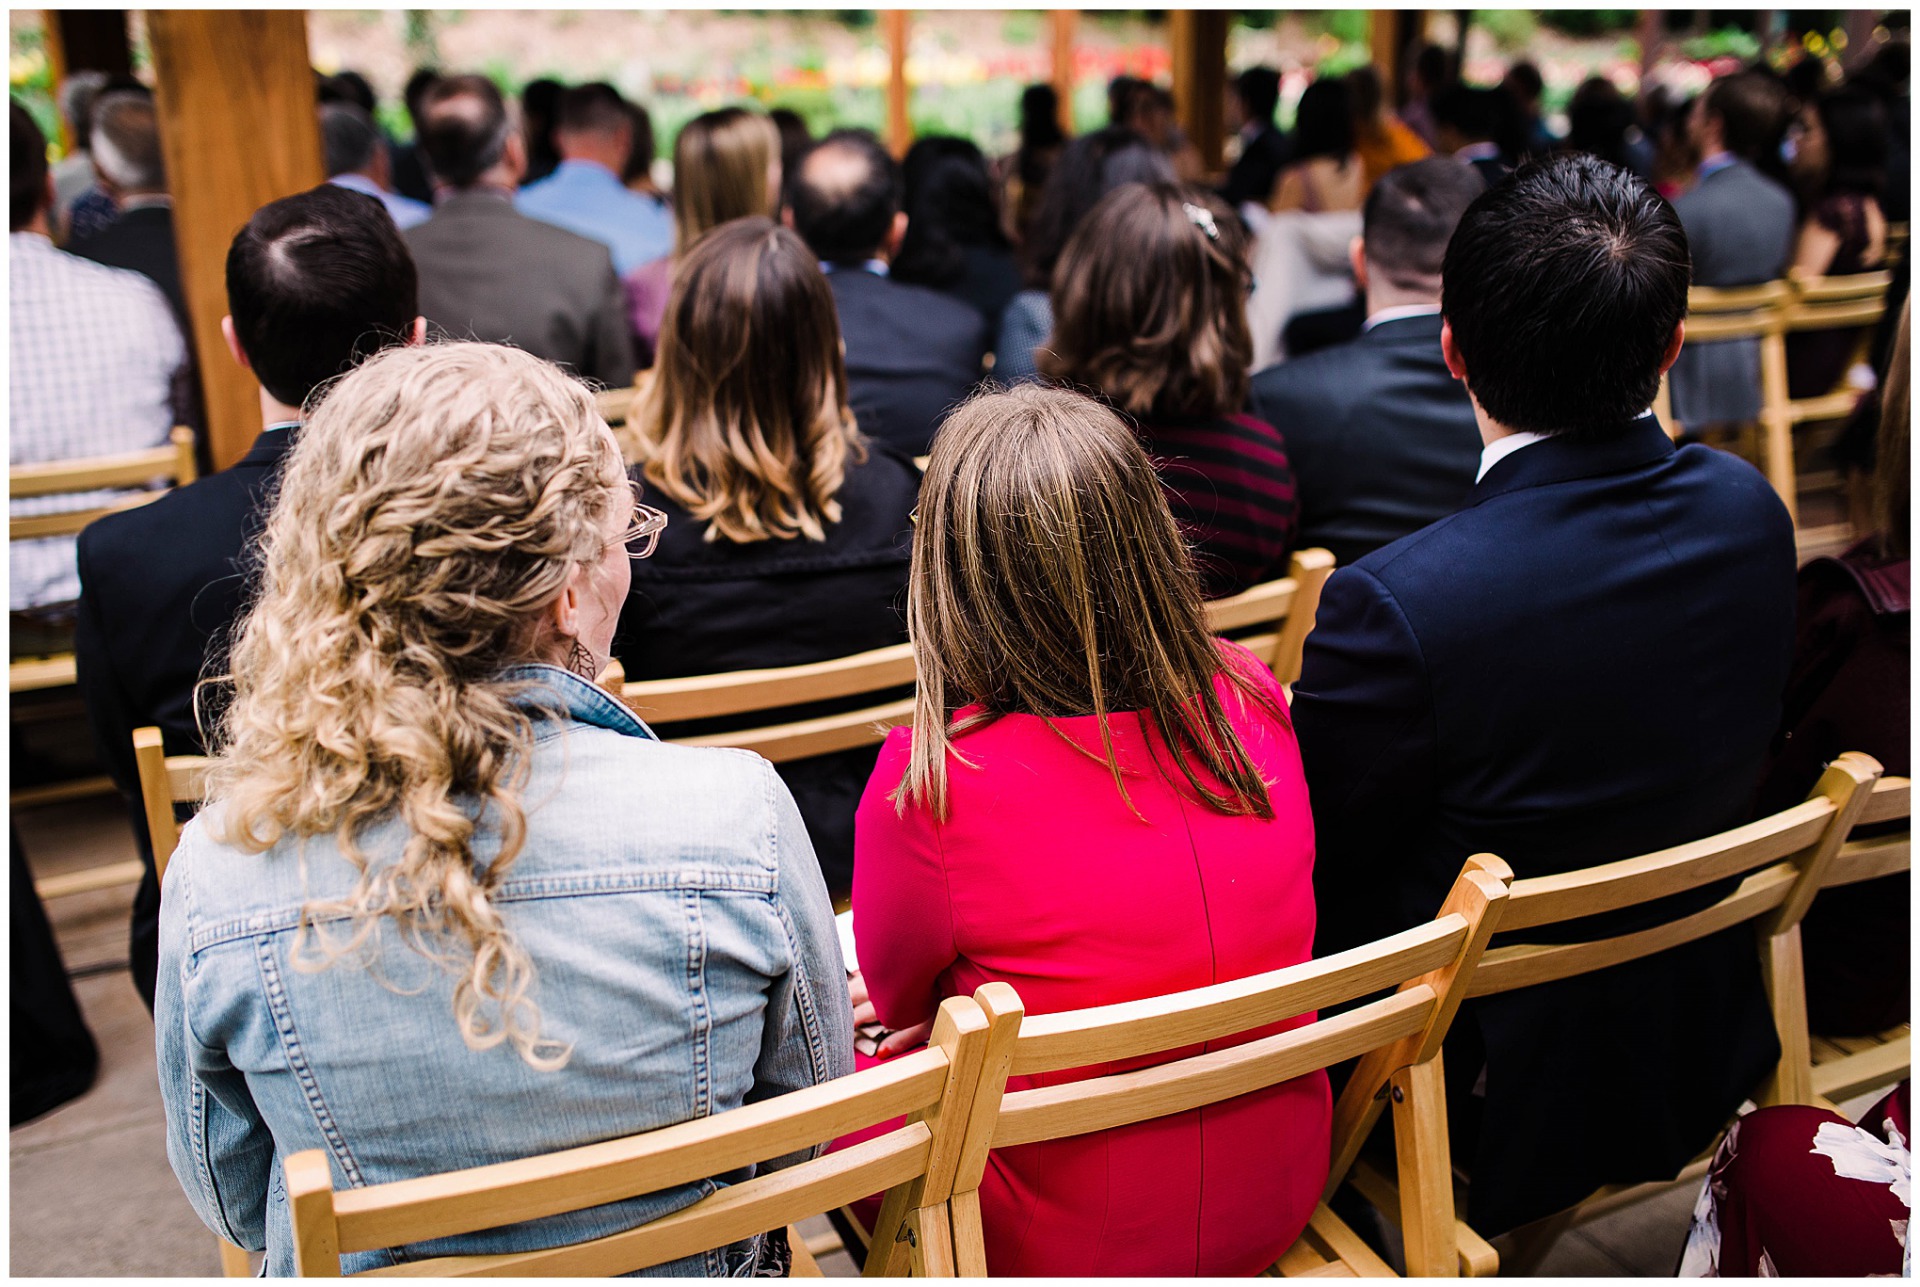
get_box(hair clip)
[1182,201,1220,242]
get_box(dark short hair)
[318,70,376,115]
[1432,83,1505,144]
[320,102,382,178]
[1442,154,1690,438]
[1018,83,1065,151]
[226,184,419,409]
[787,129,900,265]
[556,81,630,137]
[1703,71,1788,162]
[403,67,441,123]
[1234,67,1281,124]
[1021,126,1173,288]
[1815,86,1889,200]
[1291,78,1354,160]
[1504,61,1544,103]
[893,136,1006,289]
[1042,183,1254,421]
[11,100,48,231]
[1363,157,1486,290]
[417,74,512,189]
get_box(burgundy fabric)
[1135,412,1298,599]
[1786,193,1882,399]
[849,642,1327,1275]
[1755,539,1910,1035]
[1681,1082,1909,1276]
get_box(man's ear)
[885,210,908,259]
[1348,235,1368,294]
[1659,320,1685,375]
[1440,319,1467,383]
[220,315,252,372]
[407,316,427,346]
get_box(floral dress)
[1680,1081,1910,1276]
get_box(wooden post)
[1636,9,1663,102]
[1051,9,1078,136]
[1170,10,1229,174]
[883,9,912,159]
[147,11,324,471]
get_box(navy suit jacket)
[827,267,988,456]
[1292,418,1797,1233]
[74,426,292,1009]
[1247,312,1481,567]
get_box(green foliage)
[1473,9,1539,53]
[8,18,61,156]
[1538,11,1638,38]
[1682,27,1763,62]
[1303,11,1370,47]
[1000,11,1042,46]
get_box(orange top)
[1356,114,1432,192]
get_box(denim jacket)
[155,665,853,1276]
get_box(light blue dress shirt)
[517,159,675,276]
[327,173,430,231]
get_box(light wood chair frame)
[603,549,1337,762]
[10,427,198,694]
[941,857,1513,1278]
[284,995,994,1277]
[1346,753,1882,1272]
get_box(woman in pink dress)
[849,384,1328,1276]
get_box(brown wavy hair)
[897,384,1284,821]
[1039,182,1254,421]
[627,217,863,544]
[205,342,626,1069]
[670,106,781,257]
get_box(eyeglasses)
[621,479,669,559]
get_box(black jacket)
[74,426,293,1009]
[613,445,921,893]
[1247,312,1482,567]
[827,267,988,456]
[1293,419,1797,1234]
[1221,122,1291,208]
[69,203,188,329]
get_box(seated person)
[851,384,1326,1276]
[1249,158,1486,567]
[786,129,988,455]
[1041,183,1296,597]
[1785,86,1890,399]
[614,218,919,895]
[1432,84,1516,187]
[1268,78,1365,214]
[156,342,850,1274]
[76,183,421,1010]
[1292,154,1798,1236]
[10,102,186,646]
[516,82,674,276]
[321,102,431,230]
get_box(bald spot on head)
[798,138,875,205]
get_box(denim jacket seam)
[255,937,365,1188]
[765,767,834,1099]
[684,889,713,1120]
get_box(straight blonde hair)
[672,107,780,256]
[898,384,1284,821]
[628,217,862,543]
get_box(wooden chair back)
[1463,753,1882,1108]
[286,994,995,1277]
[131,727,211,885]
[1204,548,1336,686]
[1655,281,1792,465]
[8,426,198,541]
[945,857,1513,1277]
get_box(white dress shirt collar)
[1363,303,1442,332]
[1476,431,1550,482]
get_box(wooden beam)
[883,9,911,159]
[1051,9,1078,136]
[147,11,325,471]
[1170,10,1230,174]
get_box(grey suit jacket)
[1669,159,1796,428]
[405,190,636,389]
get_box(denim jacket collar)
[499,663,657,741]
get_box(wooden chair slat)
[9,654,78,692]
[10,493,168,541]
[1855,775,1911,827]
[668,695,915,763]
[32,859,147,901]
[8,429,196,497]
[1496,802,1833,933]
[1810,1032,1909,1103]
[1467,863,1801,997]
[1824,833,1911,888]
[1204,576,1299,634]
[991,987,1436,1151]
[333,1051,950,1251]
[1009,917,1467,1076]
[355,1127,933,1277]
[623,643,914,724]
[594,386,635,425]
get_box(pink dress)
[852,643,1329,1276]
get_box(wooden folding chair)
[1346,753,1882,1272]
[131,725,212,886]
[1203,548,1336,687]
[10,428,198,695]
[1762,270,1890,530]
[285,994,994,1276]
[941,857,1513,1278]
[1801,773,1911,1109]
[616,643,918,764]
[1656,281,1794,501]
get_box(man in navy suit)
[1248,158,1486,567]
[75,185,422,1009]
[786,130,988,456]
[1292,154,1796,1235]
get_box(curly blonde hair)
[205,342,625,1069]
